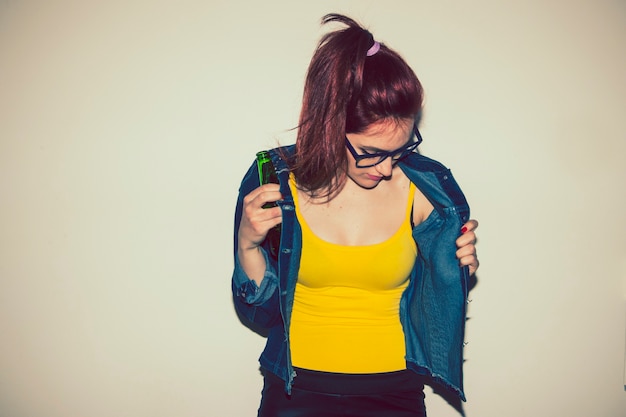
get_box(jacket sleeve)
[231,160,281,328]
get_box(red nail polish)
[461,226,468,234]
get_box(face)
[345,118,415,189]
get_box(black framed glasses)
[345,124,423,168]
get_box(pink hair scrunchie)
[366,41,380,57]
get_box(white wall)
[1,1,625,416]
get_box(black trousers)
[258,368,426,417]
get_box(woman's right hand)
[237,184,282,284]
[238,183,283,250]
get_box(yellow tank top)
[289,175,417,373]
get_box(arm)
[231,161,283,328]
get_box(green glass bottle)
[256,151,281,260]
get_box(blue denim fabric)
[232,145,471,401]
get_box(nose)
[375,157,394,177]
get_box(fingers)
[456,245,478,274]
[464,256,479,276]
[242,183,282,208]
[457,219,479,275]
[238,184,283,250]
[242,184,282,218]
[460,219,478,234]
[242,204,282,232]
[457,219,478,246]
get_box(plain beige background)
[1,1,625,416]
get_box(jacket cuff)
[232,249,278,305]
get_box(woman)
[232,13,479,417]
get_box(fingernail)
[461,226,468,234]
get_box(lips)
[366,174,383,181]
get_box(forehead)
[361,118,413,135]
[350,118,414,149]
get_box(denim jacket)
[232,145,471,401]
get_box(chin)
[357,178,382,189]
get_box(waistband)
[270,367,425,395]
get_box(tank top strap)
[406,181,416,226]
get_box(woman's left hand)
[456,219,479,276]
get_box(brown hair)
[289,13,424,199]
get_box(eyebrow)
[358,136,414,154]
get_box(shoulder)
[269,144,295,164]
[399,152,469,213]
[400,152,450,173]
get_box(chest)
[294,180,432,247]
